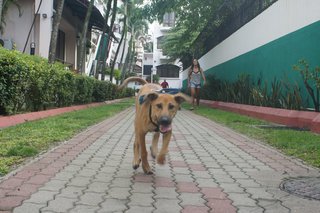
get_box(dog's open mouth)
[159,124,172,133]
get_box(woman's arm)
[188,69,192,86]
[201,68,206,84]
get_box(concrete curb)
[200,100,320,133]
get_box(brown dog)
[119,77,189,174]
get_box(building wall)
[35,0,53,58]
[182,0,320,107]
[152,21,182,88]
[2,0,34,52]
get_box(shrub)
[0,48,134,115]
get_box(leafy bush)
[201,73,303,110]
[0,48,134,115]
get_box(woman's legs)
[195,88,200,106]
[190,87,195,109]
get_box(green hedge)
[0,48,134,115]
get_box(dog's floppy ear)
[174,93,190,104]
[139,92,159,104]
[146,92,159,102]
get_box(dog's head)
[142,92,189,133]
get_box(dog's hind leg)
[132,135,141,170]
[150,132,160,159]
[157,131,172,165]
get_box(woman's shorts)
[190,81,201,88]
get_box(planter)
[200,100,320,134]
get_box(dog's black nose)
[159,116,171,125]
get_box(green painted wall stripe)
[188,21,320,108]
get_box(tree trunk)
[0,0,3,32]
[48,0,65,63]
[97,0,112,80]
[102,0,117,81]
[110,15,126,82]
[78,0,94,74]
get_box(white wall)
[36,0,53,58]
[2,0,34,52]
[182,0,320,81]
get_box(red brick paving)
[177,182,199,193]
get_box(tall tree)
[119,0,129,81]
[95,0,112,79]
[107,0,118,82]
[110,14,126,82]
[48,0,65,63]
[0,0,3,31]
[101,0,118,81]
[78,0,95,74]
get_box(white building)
[143,12,182,89]
[1,0,106,71]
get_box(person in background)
[161,79,169,88]
[188,58,206,110]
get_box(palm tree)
[110,14,126,82]
[101,0,118,81]
[48,0,65,63]
[0,0,3,31]
[78,0,95,74]
[120,1,147,80]
[95,0,112,79]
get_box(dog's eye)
[168,104,175,110]
[156,103,162,109]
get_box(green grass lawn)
[185,103,320,168]
[0,98,135,176]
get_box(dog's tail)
[118,77,148,90]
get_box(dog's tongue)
[160,124,172,133]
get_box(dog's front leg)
[150,132,160,159]
[139,133,153,175]
[132,134,141,170]
[157,131,172,165]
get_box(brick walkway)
[0,107,319,213]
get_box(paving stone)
[42,197,77,212]
[77,192,104,206]
[153,199,182,213]
[57,186,85,199]
[24,190,57,204]
[128,193,154,207]
[40,179,67,192]
[69,205,100,213]
[105,187,131,199]
[85,181,110,193]
[179,192,206,206]
[131,182,154,193]
[67,177,91,187]
[237,206,264,213]
[154,187,179,199]
[227,193,257,207]
[13,202,45,213]
[98,198,128,213]
[125,206,155,213]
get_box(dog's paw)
[145,170,154,175]
[132,159,141,170]
[157,155,166,165]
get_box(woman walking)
[188,59,206,110]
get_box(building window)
[156,65,179,78]
[56,30,65,61]
[163,12,175,27]
[157,36,164,49]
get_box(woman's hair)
[189,59,201,78]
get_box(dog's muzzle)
[158,116,172,133]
